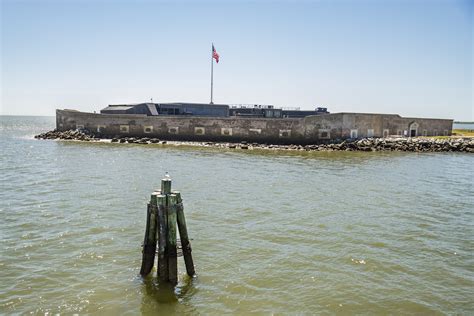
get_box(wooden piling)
[140,199,157,276]
[156,194,168,281]
[140,177,195,284]
[175,192,195,276]
[167,194,178,285]
[161,178,172,195]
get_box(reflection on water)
[142,276,179,305]
[140,271,199,315]
[1,116,473,314]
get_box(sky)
[1,0,472,120]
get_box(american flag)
[212,44,219,63]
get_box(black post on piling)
[140,175,195,285]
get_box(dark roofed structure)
[100,102,328,118]
[157,102,229,116]
[100,105,137,115]
[101,102,229,117]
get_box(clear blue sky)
[1,0,472,120]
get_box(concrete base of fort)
[56,109,453,145]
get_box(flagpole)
[210,43,214,104]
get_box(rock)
[31,129,474,153]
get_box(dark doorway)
[408,122,418,137]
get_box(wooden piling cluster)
[140,177,195,284]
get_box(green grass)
[421,129,474,139]
[452,129,474,137]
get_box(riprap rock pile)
[34,129,474,153]
[35,129,96,141]
[330,137,474,152]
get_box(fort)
[56,102,453,145]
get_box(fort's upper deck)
[100,102,329,118]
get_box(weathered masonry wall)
[338,113,453,138]
[56,110,453,144]
[304,113,452,140]
[56,110,306,144]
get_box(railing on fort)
[281,107,301,111]
[229,104,301,111]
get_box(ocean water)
[453,122,474,130]
[1,116,473,315]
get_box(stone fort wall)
[56,110,453,144]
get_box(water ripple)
[1,116,473,314]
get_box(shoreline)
[34,129,474,153]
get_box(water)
[1,116,473,314]
[453,122,474,130]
